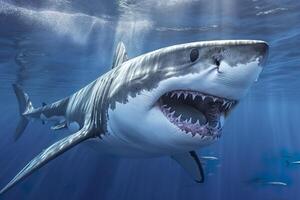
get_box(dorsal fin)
[112,42,128,69]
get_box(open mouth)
[158,90,237,138]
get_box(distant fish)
[286,160,300,166]
[264,181,288,186]
[248,178,288,187]
[201,156,219,161]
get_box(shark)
[0,40,268,195]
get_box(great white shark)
[0,40,268,194]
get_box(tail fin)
[12,84,33,141]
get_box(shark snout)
[221,40,269,68]
[208,40,269,99]
[253,41,269,66]
[235,40,269,67]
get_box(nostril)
[212,57,222,73]
[214,59,220,67]
[212,54,222,68]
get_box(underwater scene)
[0,0,300,199]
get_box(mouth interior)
[158,90,237,138]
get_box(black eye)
[190,48,199,62]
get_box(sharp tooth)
[167,107,171,111]
[188,118,192,123]
[184,93,188,99]
[201,94,205,101]
[222,101,226,106]
[192,94,196,100]
[184,119,188,123]
[212,97,217,102]
[170,111,175,116]
[177,115,182,122]
[196,120,200,125]
[177,91,182,98]
[171,93,176,98]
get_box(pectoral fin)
[0,127,93,195]
[171,151,204,183]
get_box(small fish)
[264,181,288,186]
[286,160,300,166]
[247,178,288,187]
[201,156,219,161]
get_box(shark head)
[107,40,268,154]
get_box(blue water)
[0,0,300,199]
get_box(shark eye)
[190,48,199,62]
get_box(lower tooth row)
[163,106,212,127]
[163,106,222,128]
[162,104,223,138]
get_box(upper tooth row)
[169,91,233,105]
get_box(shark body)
[0,40,268,194]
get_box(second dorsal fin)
[112,42,128,68]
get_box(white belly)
[83,134,163,158]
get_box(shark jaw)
[158,90,237,139]
[105,40,268,153]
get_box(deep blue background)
[0,0,300,199]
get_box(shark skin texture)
[0,40,269,195]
